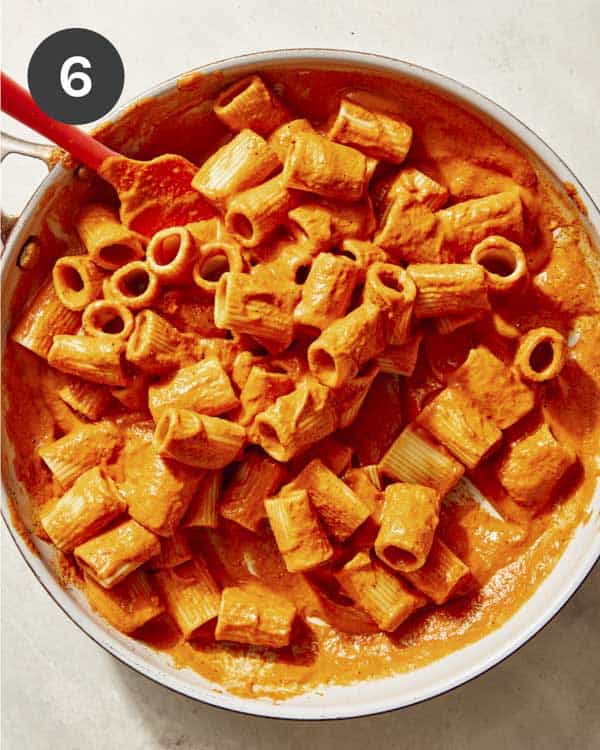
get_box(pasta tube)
[283,459,370,541]
[150,530,193,570]
[469,235,528,293]
[153,409,246,469]
[329,97,413,163]
[225,175,298,248]
[336,552,427,631]
[264,489,333,573]
[514,327,566,383]
[268,118,315,160]
[11,280,80,359]
[342,467,383,518]
[374,483,440,572]
[214,272,298,354]
[41,466,126,552]
[82,300,134,340]
[220,448,287,532]
[215,584,297,648]
[38,421,121,488]
[416,387,502,469]
[364,262,416,344]
[153,557,221,639]
[294,253,360,331]
[125,310,183,373]
[376,334,423,376]
[253,377,338,462]
[283,132,371,202]
[403,537,471,605]
[214,75,289,135]
[237,366,294,427]
[148,358,238,421]
[53,256,105,311]
[74,519,160,589]
[146,227,197,284]
[191,129,280,209]
[384,168,449,211]
[334,360,380,429]
[107,261,160,310]
[379,424,464,497]
[497,423,576,508]
[75,203,146,270]
[448,346,535,429]
[184,470,222,529]
[438,190,524,258]
[192,240,244,295]
[57,377,113,420]
[48,335,128,387]
[197,338,241,374]
[287,200,376,251]
[374,202,445,264]
[84,570,164,634]
[120,442,202,536]
[408,263,490,319]
[308,303,385,388]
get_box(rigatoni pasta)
[294,253,360,330]
[57,377,113,420]
[146,226,197,284]
[153,557,221,639]
[282,459,370,541]
[48,335,128,387]
[11,280,80,359]
[283,132,372,203]
[192,129,280,209]
[308,303,385,388]
[41,466,126,552]
[328,97,413,164]
[53,256,105,311]
[38,421,121,488]
[514,327,566,383]
[148,358,238,421]
[153,409,245,469]
[214,75,289,135]
[75,203,146,270]
[82,300,134,340]
[408,263,490,319]
[225,175,298,247]
[84,570,164,634]
[374,483,440,572]
[336,552,427,631]
[74,519,160,589]
[215,584,296,648]
[6,67,597,699]
[219,448,287,532]
[125,310,183,373]
[264,489,333,573]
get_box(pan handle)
[1,131,57,246]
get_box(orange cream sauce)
[4,67,600,700]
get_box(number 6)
[60,56,92,98]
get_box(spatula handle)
[1,72,117,170]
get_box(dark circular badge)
[27,28,124,124]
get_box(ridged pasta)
[264,489,333,573]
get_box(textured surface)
[2,0,599,748]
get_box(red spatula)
[1,72,214,236]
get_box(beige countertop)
[2,1,599,747]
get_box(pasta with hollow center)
[4,68,600,701]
